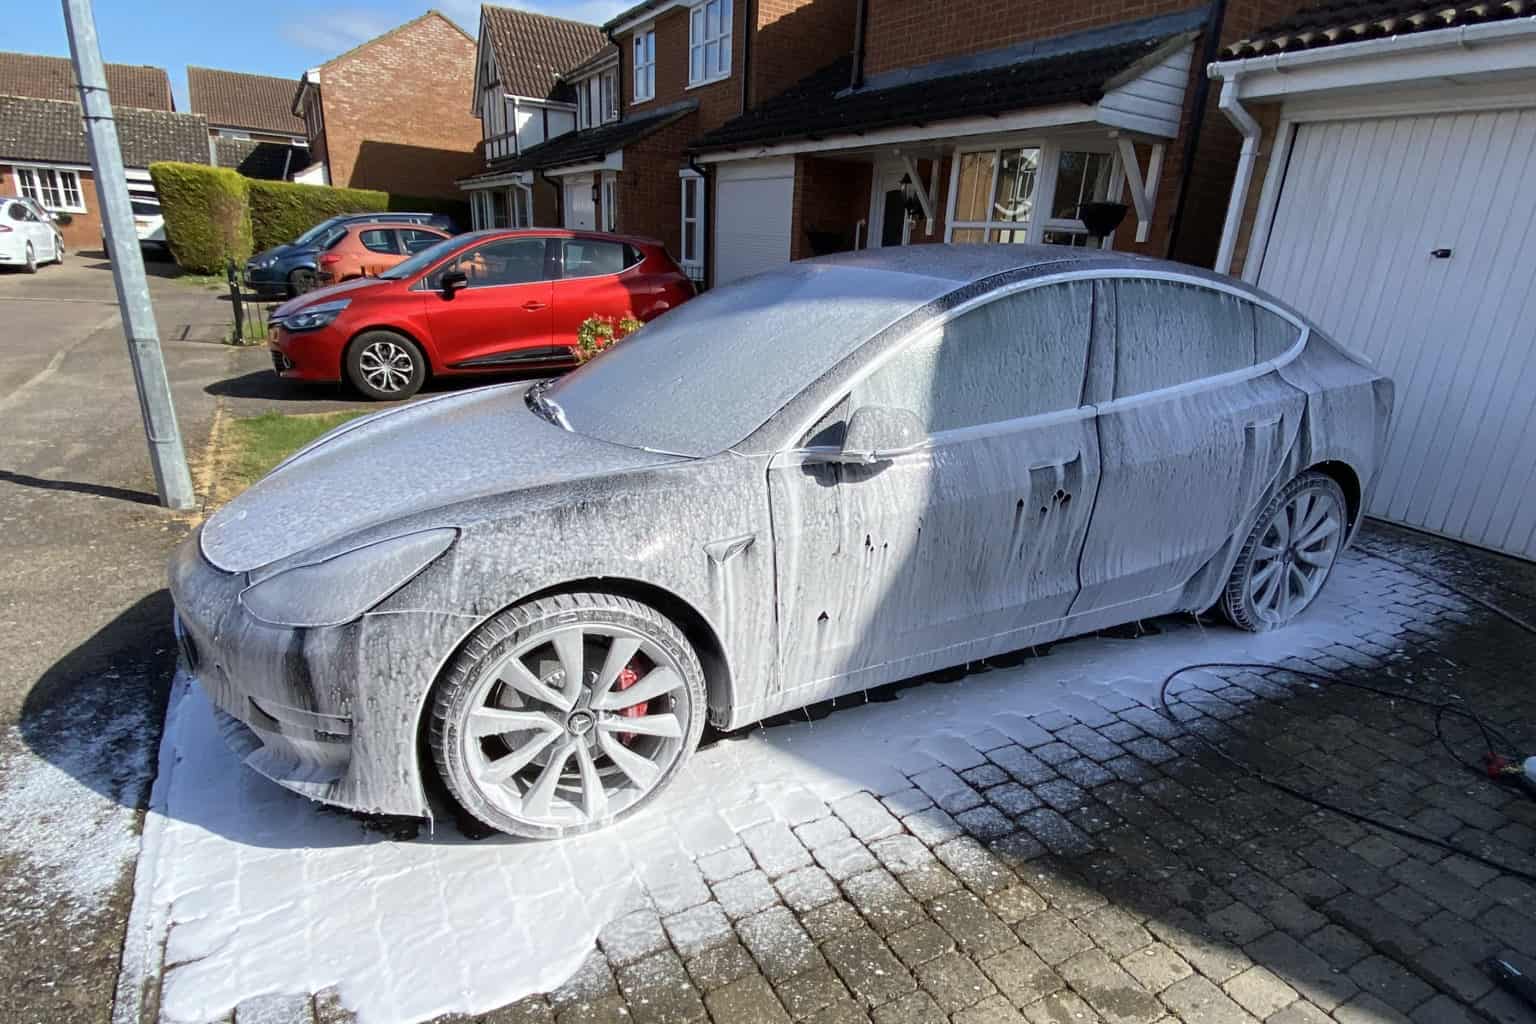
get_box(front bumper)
[268,324,345,382]
[168,531,455,817]
[243,264,290,295]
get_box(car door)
[420,236,555,368]
[9,203,46,258]
[1069,276,1306,624]
[766,280,1101,700]
[355,227,402,278]
[550,238,641,347]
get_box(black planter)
[1078,201,1129,238]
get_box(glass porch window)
[1042,150,1116,245]
[948,147,1039,243]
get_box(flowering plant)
[574,313,644,362]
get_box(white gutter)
[1213,75,1259,275]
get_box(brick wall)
[615,111,703,258]
[1,164,102,251]
[790,155,872,260]
[619,2,745,135]
[316,12,481,198]
[752,0,858,107]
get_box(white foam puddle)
[139,551,1444,1023]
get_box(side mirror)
[440,269,469,295]
[821,406,926,465]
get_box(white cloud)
[278,9,401,53]
[438,0,635,34]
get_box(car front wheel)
[345,331,425,400]
[1221,471,1347,631]
[23,243,37,274]
[429,591,707,839]
[288,268,317,296]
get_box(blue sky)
[14,1,631,110]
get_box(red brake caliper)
[614,660,647,745]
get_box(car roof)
[469,227,666,248]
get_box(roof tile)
[0,51,173,111]
[188,67,306,136]
[1224,0,1532,58]
[481,5,610,100]
[0,95,210,168]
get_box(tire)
[288,267,317,296]
[22,244,36,274]
[344,331,426,400]
[1221,471,1348,632]
[53,240,65,265]
[429,591,708,839]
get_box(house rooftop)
[0,51,174,111]
[476,100,695,175]
[481,4,609,100]
[188,67,306,136]
[1224,0,1532,58]
[0,95,209,168]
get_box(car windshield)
[291,220,339,247]
[544,263,954,457]
[377,234,479,280]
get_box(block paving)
[207,525,1536,1024]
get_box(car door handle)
[521,301,547,311]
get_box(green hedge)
[148,162,252,273]
[246,179,388,251]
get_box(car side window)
[1254,305,1302,361]
[359,229,398,255]
[561,240,634,279]
[8,205,31,222]
[846,281,1094,435]
[400,229,441,254]
[441,238,548,288]
[1112,279,1257,398]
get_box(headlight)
[284,299,350,332]
[239,529,456,628]
[251,257,275,269]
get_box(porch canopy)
[692,11,1201,243]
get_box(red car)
[267,229,695,400]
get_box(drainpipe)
[741,0,756,114]
[850,0,868,89]
[1164,0,1228,260]
[1213,74,1259,276]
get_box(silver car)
[169,246,1392,838]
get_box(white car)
[0,197,64,272]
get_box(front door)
[420,236,556,369]
[767,280,1100,700]
[869,163,912,247]
[563,175,596,231]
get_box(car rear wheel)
[23,243,37,274]
[53,240,64,264]
[429,591,707,839]
[1221,471,1347,632]
[345,331,425,400]
[288,267,317,296]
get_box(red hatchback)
[267,229,695,400]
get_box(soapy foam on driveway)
[137,549,1439,1023]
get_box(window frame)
[679,171,704,276]
[688,0,733,87]
[14,164,86,214]
[558,237,641,280]
[430,236,552,290]
[632,29,656,103]
[943,142,1120,248]
[358,227,400,255]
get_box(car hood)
[251,243,305,263]
[199,383,687,573]
[271,275,392,318]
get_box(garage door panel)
[715,161,793,286]
[1260,107,1536,559]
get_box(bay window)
[16,165,85,213]
[689,0,732,86]
[577,68,619,129]
[946,144,1117,247]
[633,30,656,102]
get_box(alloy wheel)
[459,623,692,829]
[1246,486,1344,625]
[357,340,416,394]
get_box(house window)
[1041,150,1116,245]
[16,166,85,213]
[633,30,656,102]
[513,185,533,228]
[578,84,591,129]
[679,173,704,276]
[303,96,322,141]
[578,69,619,130]
[689,0,732,86]
[947,146,1116,247]
[600,68,618,123]
[490,189,510,229]
[600,175,618,232]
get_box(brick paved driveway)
[144,523,1536,1024]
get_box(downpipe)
[1213,75,1260,276]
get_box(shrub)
[247,179,387,251]
[574,314,643,362]
[149,162,252,273]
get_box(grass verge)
[224,411,369,493]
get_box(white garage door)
[714,158,794,285]
[1258,108,1536,559]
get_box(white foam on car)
[136,548,1446,1023]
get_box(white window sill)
[37,205,87,215]
[687,72,731,90]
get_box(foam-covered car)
[170,246,1392,839]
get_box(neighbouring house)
[189,66,309,181]
[457,5,610,230]
[687,0,1333,285]
[291,10,481,198]
[0,95,210,250]
[0,52,209,250]
[1209,0,1536,561]
[461,0,858,282]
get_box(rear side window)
[1254,305,1302,361]
[359,229,398,254]
[1113,279,1256,398]
[850,281,1094,434]
[441,238,547,287]
[400,229,441,254]
[562,240,637,278]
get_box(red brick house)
[690,0,1315,283]
[290,11,481,199]
[462,0,857,281]
[188,67,310,181]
